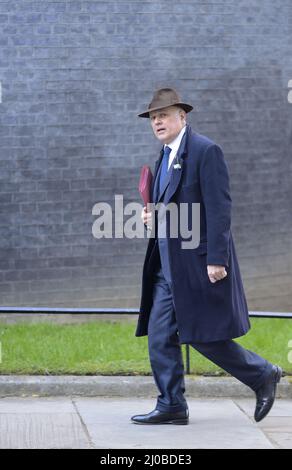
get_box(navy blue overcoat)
[135,124,251,343]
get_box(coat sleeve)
[199,143,232,268]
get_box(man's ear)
[181,112,186,125]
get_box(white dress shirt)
[164,125,186,170]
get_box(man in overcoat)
[131,88,282,425]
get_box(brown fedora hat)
[138,87,193,118]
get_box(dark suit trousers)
[148,262,274,413]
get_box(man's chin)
[155,132,169,143]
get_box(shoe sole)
[132,418,189,425]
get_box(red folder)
[139,165,153,205]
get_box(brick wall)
[0,0,291,311]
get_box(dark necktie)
[159,146,172,194]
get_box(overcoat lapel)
[162,129,187,205]
[151,148,164,203]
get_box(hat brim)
[137,102,193,118]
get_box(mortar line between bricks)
[71,397,96,450]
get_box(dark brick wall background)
[0,0,291,311]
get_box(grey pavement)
[0,375,291,449]
[0,396,291,449]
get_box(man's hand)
[141,205,153,231]
[207,265,227,283]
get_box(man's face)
[149,106,186,144]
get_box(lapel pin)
[173,153,182,170]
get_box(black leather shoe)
[254,365,283,422]
[131,408,189,425]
